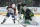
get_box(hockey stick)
[16,20,27,27]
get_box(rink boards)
[0,12,40,15]
[0,7,40,15]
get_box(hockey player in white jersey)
[1,3,16,24]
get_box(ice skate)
[1,20,6,24]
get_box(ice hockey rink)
[0,14,40,27]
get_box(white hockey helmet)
[12,4,16,8]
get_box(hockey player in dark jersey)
[1,3,16,24]
[21,8,34,21]
[21,6,38,25]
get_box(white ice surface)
[0,15,40,27]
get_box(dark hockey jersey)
[21,9,34,18]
